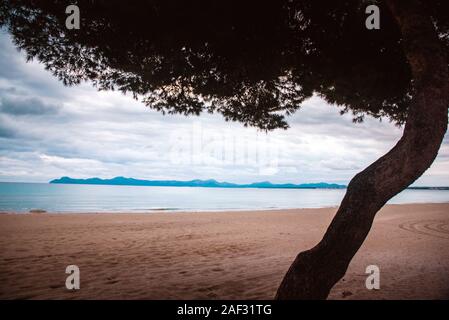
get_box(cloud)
[0,96,60,115]
[0,119,16,138]
[0,31,448,186]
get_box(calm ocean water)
[0,182,448,213]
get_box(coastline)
[1,203,448,299]
[1,201,448,215]
[2,182,449,214]
[1,205,343,215]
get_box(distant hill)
[49,176,347,189]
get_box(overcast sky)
[0,32,448,186]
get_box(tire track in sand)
[398,220,449,240]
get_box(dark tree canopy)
[1,0,448,129]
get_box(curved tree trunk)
[276,0,449,300]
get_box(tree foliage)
[1,0,448,129]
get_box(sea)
[0,182,448,213]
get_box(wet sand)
[0,203,448,299]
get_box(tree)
[1,0,447,299]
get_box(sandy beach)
[0,203,448,300]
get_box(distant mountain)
[50,176,347,189]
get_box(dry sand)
[0,203,448,300]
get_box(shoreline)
[1,206,341,215]
[1,203,448,299]
[1,201,448,215]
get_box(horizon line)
[1,177,448,189]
